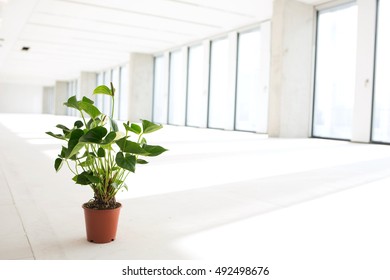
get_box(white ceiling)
[297,0,333,4]
[0,0,273,86]
[0,0,334,86]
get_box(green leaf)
[141,119,162,134]
[101,131,116,145]
[93,85,113,96]
[136,159,148,164]
[97,147,105,157]
[60,146,67,158]
[46,131,66,140]
[78,100,101,119]
[73,171,93,185]
[63,95,80,110]
[124,123,142,135]
[115,152,136,172]
[68,143,85,159]
[80,126,107,144]
[82,96,94,104]
[56,124,70,133]
[85,174,100,184]
[123,123,131,132]
[110,117,118,132]
[54,158,63,172]
[74,121,83,128]
[143,144,168,157]
[116,137,149,155]
[67,129,85,159]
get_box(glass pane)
[168,50,186,125]
[67,80,77,116]
[67,81,72,116]
[119,65,129,121]
[208,38,233,130]
[186,45,207,127]
[96,73,104,111]
[312,4,358,139]
[153,56,167,123]
[103,70,112,116]
[235,29,268,133]
[372,0,390,142]
[112,67,120,120]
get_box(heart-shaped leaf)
[63,95,80,110]
[116,137,149,155]
[143,144,168,157]
[93,85,113,96]
[141,119,162,134]
[115,152,136,172]
[80,126,107,144]
[79,100,101,119]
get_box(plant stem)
[65,160,77,175]
[111,97,115,120]
[80,111,87,127]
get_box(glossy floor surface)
[0,114,389,277]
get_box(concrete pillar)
[42,86,55,114]
[126,53,154,122]
[351,0,377,143]
[79,71,96,101]
[268,0,315,138]
[54,81,68,115]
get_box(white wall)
[0,83,43,114]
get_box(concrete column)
[126,53,154,122]
[42,86,55,114]
[268,0,315,138]
[79,71,96,100]
[54,81,68,115]
[351,0,377,143]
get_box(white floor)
[1,114,390,278]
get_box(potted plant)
[46,83,167,243]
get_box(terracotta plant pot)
[82,203,122,243]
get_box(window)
[235,29,268,133]
[372,0,390,142]
[312,3,358,139]
[152,24,270,132]
[103,70,112,116]
[96,65,128,120]
[153,56,168,123]
[119,65,129,121]
[168,50,186,125]
[96,72,104,111]
[67,80,78,116]
[186,45,207,127]
[208,38,233,130]
[112,67,120,120]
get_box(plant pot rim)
[82,202,122,211]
